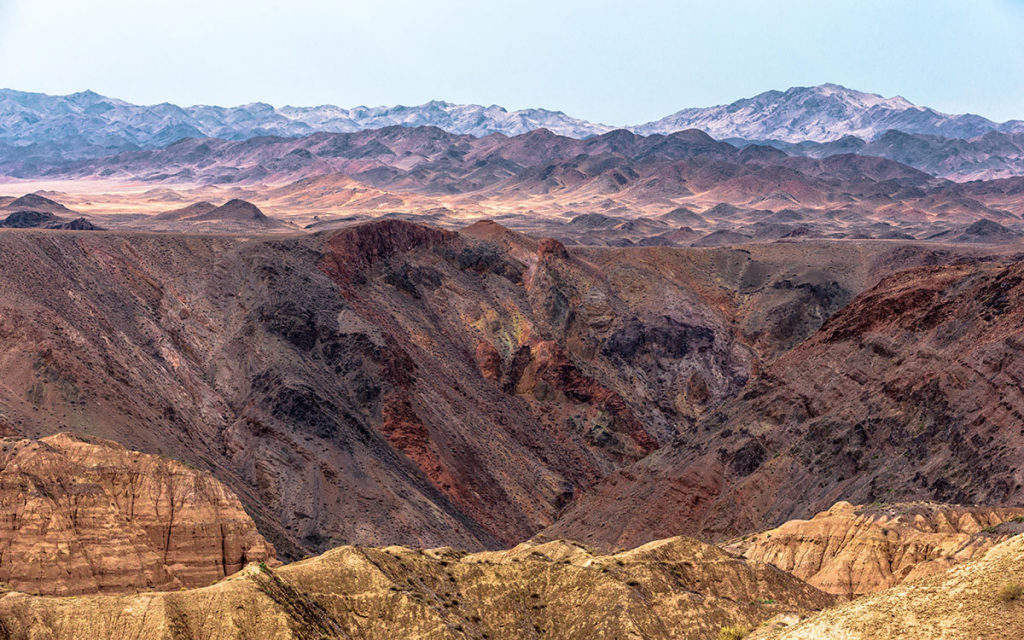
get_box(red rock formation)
[0,224,985,559]
[536,237,570,260]
[474,340,502,381]
[509,339,658,456]
[547,256,1024,549]
[0,433,274,595]
[319,219,458,291]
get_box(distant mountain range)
[0,89,610,162]
[636,84,1024,142]
[2,84,1024,180]
[756,129,1024,181]
[31,124,1024,243]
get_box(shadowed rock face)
[0,535,833,640]
[0,433,274,595]
[0,222,752,558]
[0,210,60,228]
[5,193,71,214]
[49,217,102,230]
[727,501,1024,598]
[546,256,1024,549]
[0,221,991,559]
[0,211,103,230]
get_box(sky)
[0,0,1022,125]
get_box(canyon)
[1,218,1019,562]
[546,252,1024,548]
[0,81,1022,638]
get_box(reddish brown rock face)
[319,219,458,292]
[547,256,1024,549]
[0,222,991,559]
[0,224,754,557]
[507,339,658,457]
[0,433,274,595]
[474,341,502,381]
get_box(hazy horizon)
[0,0,1021,125]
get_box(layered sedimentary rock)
[727,501,1024,597]
[753,532,1024,640]
[0,535,833,640]
[0,433,274,595]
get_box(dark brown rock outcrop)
[547,256,1024,548]
[0,224,988,558]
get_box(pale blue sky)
[0,0,1022,124]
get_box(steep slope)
[190,199,268,221]
[0,193,100,229]
[0,535,833,640]
[0,433,274,595]
[547,255,1024,548]
[154,201,217,220]
[0,223,761,558]
[2,193,73,215]
[0,222,1004,559]
[0,210,61,228]
[727,501,1024,597]
[0,222,966,559]
[188,198,292,230]
[145,199,292,232]
[953,218,1023,243]
[47,217,102,230]
[754,533,1024,640]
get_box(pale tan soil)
[727,501,1024,597]
[752,533,1024,640]
[0,536,833,640]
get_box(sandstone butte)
[0,536,833,640]
[726,501,1024,598]
[0,433,275,595]
[752,531,1024,640]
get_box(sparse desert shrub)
[998,582,1024,602]
[717,624,751,640]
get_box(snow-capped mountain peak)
[0,89,614,161]
[631,84,1020,142]
[0,85,1021,168]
